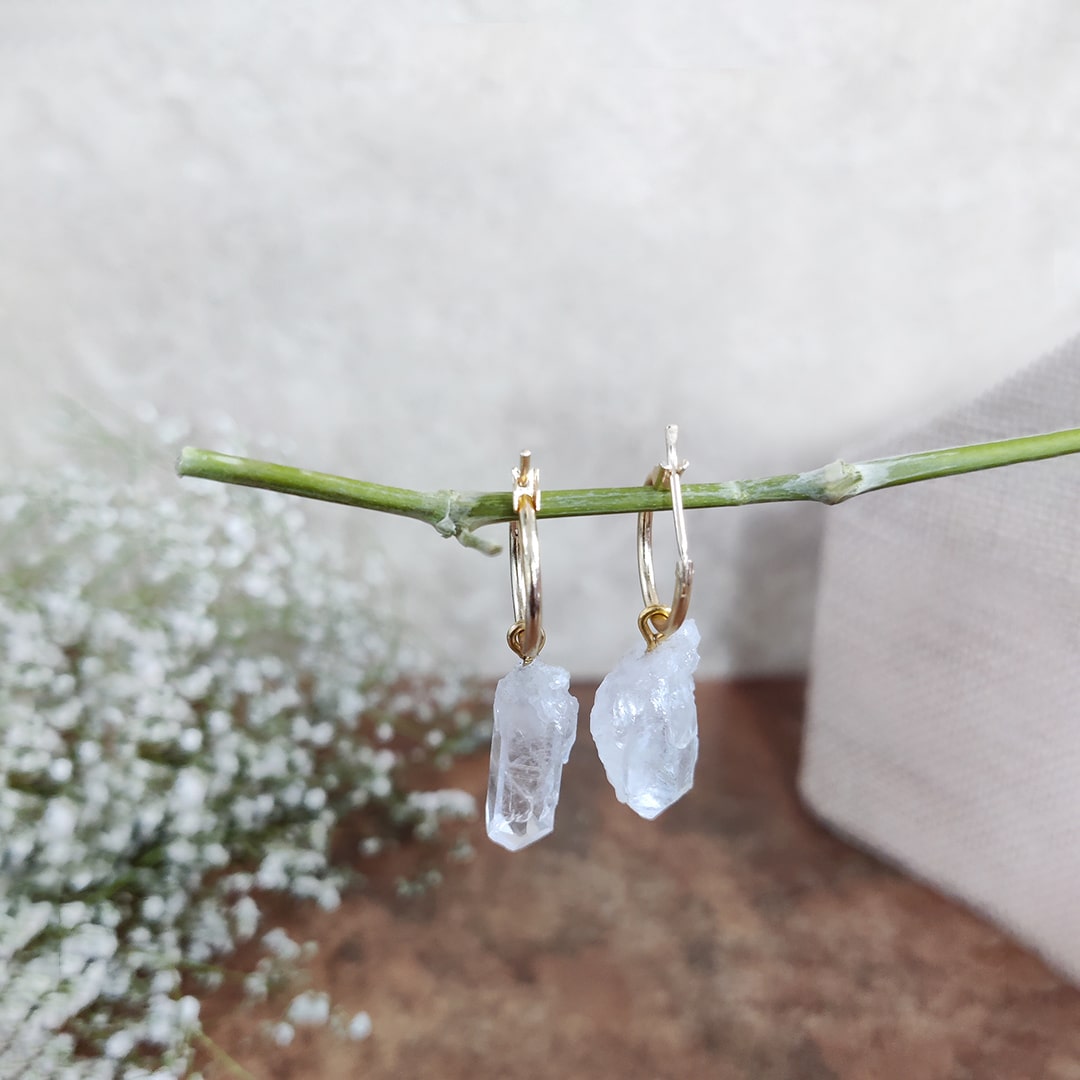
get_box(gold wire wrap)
[637,603,673,652]
[506,620,547,660]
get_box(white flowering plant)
[0,439,482,1078]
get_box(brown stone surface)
[200,681,1080,1079]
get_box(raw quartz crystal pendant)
[590,618,700,819]
[486,659,578,851]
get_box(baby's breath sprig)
[0,425,482,1078]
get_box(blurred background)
[3,1,1079,676]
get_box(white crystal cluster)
[486,660,578,851]
[590,618,701,819]
[0,420,477,1077]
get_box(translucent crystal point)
[590,618,700,819]
[486,659,578,851]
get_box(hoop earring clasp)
[507,450,546,662]
[636,425,693,650]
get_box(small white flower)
[232,659,262,694]
[151,970,180,995]
[142,896,166,922]
[309,722,334,747]
[177,995,200,1027]
[271,1022,295,1047]
[42,798,78,840]
[48,757,74,783]
[76,740,102,765]
[207,709,232,735]
[372,749,396,773]
[347,1011,373,1042]
[256,851,289,891]
[178,728,203,753]
[302,787,327,812]
[244,971,268,1001]
[316,883,341,912]
[172,768,207,811]
[231,897,260,942]
[58,902,89,929]
[104,1030,135,1059]
[286,991,330,1027]
[262,928,301,961]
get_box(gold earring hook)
[507,450,545,662]
[636,425,693,650]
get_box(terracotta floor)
[200,681,1080,1079]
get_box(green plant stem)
[177,427,1080,555]
[194,1033,257,1080]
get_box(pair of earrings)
[485,425,701,852]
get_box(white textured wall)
[3,2,1079,676]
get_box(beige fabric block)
[801,334,1080,983]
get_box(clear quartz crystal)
[486,659,578,851]
[590,618,700,819]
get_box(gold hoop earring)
[636,425,694,649]
[506,451,546,662]
[590,425,701,820]
[486,451,578,851]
